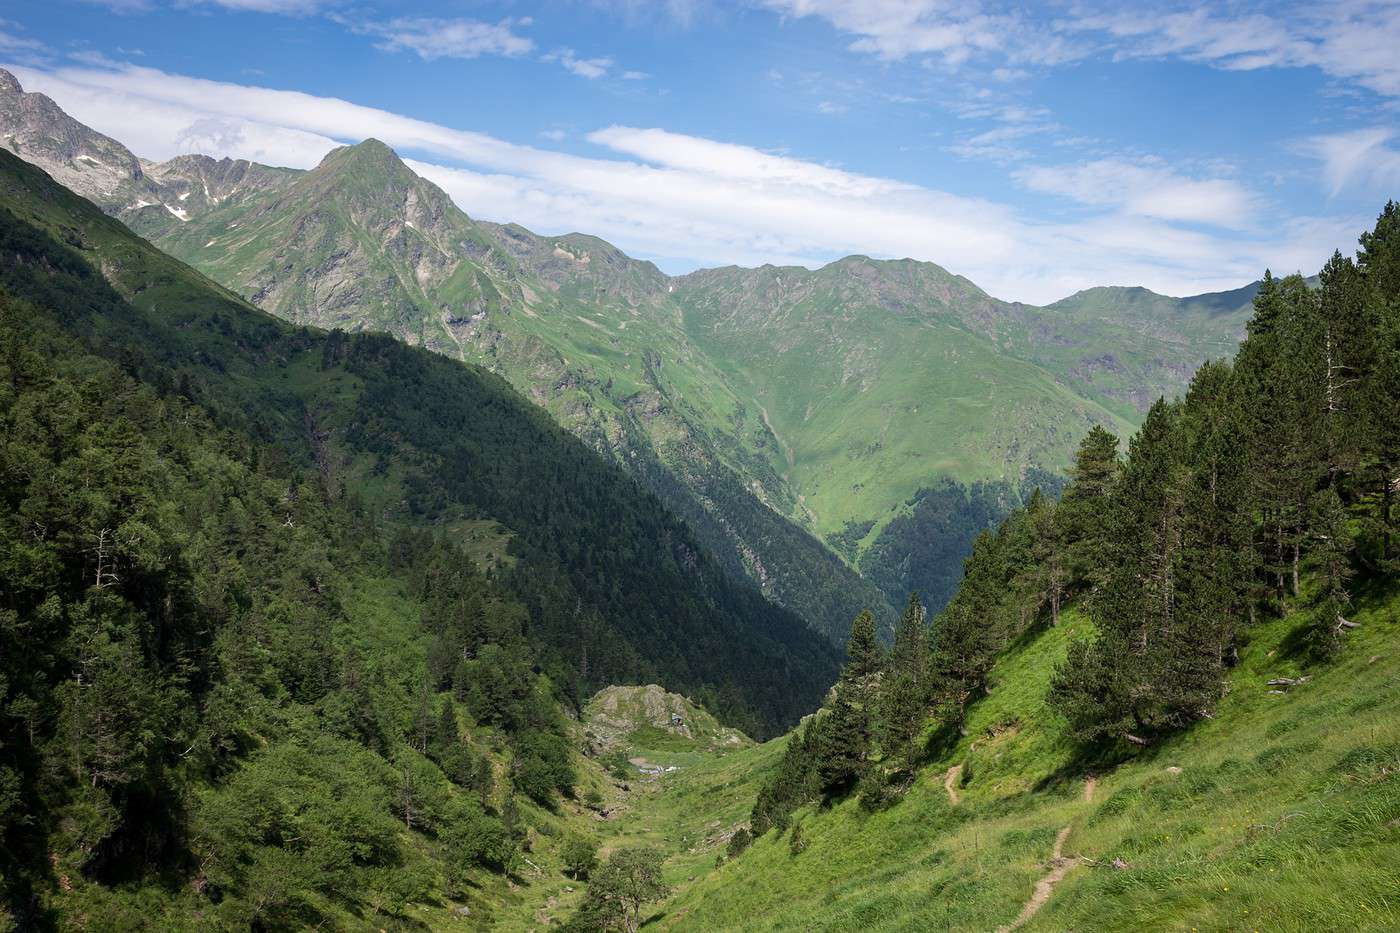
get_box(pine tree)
[1027,491,1067,626]
[1359,201,1400,566]
[412,679,434,754]
[926,530,1008,726]
[1308,487,1355,658]
[1057,424,1120,596]
[431,698,472,786]
[1316,251,1371,482]
[1051,400,1190,744]
[878,593,927,770]
[844,609,883,685]
[815,683,868,800]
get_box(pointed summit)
[0,68,22,96]
[317,137,409,174]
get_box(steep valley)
[0,68,1268,636]
[4,57,1397,933]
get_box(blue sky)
[2,0,1399,303]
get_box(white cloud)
[1013,159,1259,228]
[622,70,649,80]
[1074,2,1400,97]
[0,60,1361,304]
[84,0,323,12]
[0,23,47,60]
[543,48,614,79]
[947,122,1049,162]
[344,17,534,61]
[539,128,567,141]
[816,100,847,114]
[769,1,1400,98]
[1299,126,1400,195]
[202,0,322,12]
[591,0,706,28]
[763,0,1085,67]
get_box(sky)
[2,1,1399,304]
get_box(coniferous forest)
[0,147,841,928]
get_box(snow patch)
[203,239,217,248]
[178,191,191,201]
[165,205,189,221]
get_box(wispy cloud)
[1013,158,1259,228]
[1075,2,1400,98]
[591,0,707,28]
[763,0,1085,67]
[544,48,614,79]
[0,20,48,61]
[85,0,324,12]
[1,60,1362,303]
[764,1,1400,98]
[340,16,534,61]
[200,0,323,12]
[1299,126,1400,195]
[946,122,1048,162]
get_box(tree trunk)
[1292,540,1300,597]
[1384,471,1393,564]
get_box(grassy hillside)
[629,582,1400,931]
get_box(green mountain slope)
[0,70,1269,627]
[0,145,841,738]
[0,69,889,643]
[670,258,1139,537]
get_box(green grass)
[614,581,1400,932]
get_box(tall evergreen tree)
[1308,487,1355,658]
[815,683,869,800]
[844,609,883,685]
[1359,202,1400,566]
[1057,425,1120,590]
[878,593,927,770]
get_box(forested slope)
[0,145,849,926]
[0,147,840,738]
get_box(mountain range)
[0,68,1266,640]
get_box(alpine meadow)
[1,2,1399,931]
